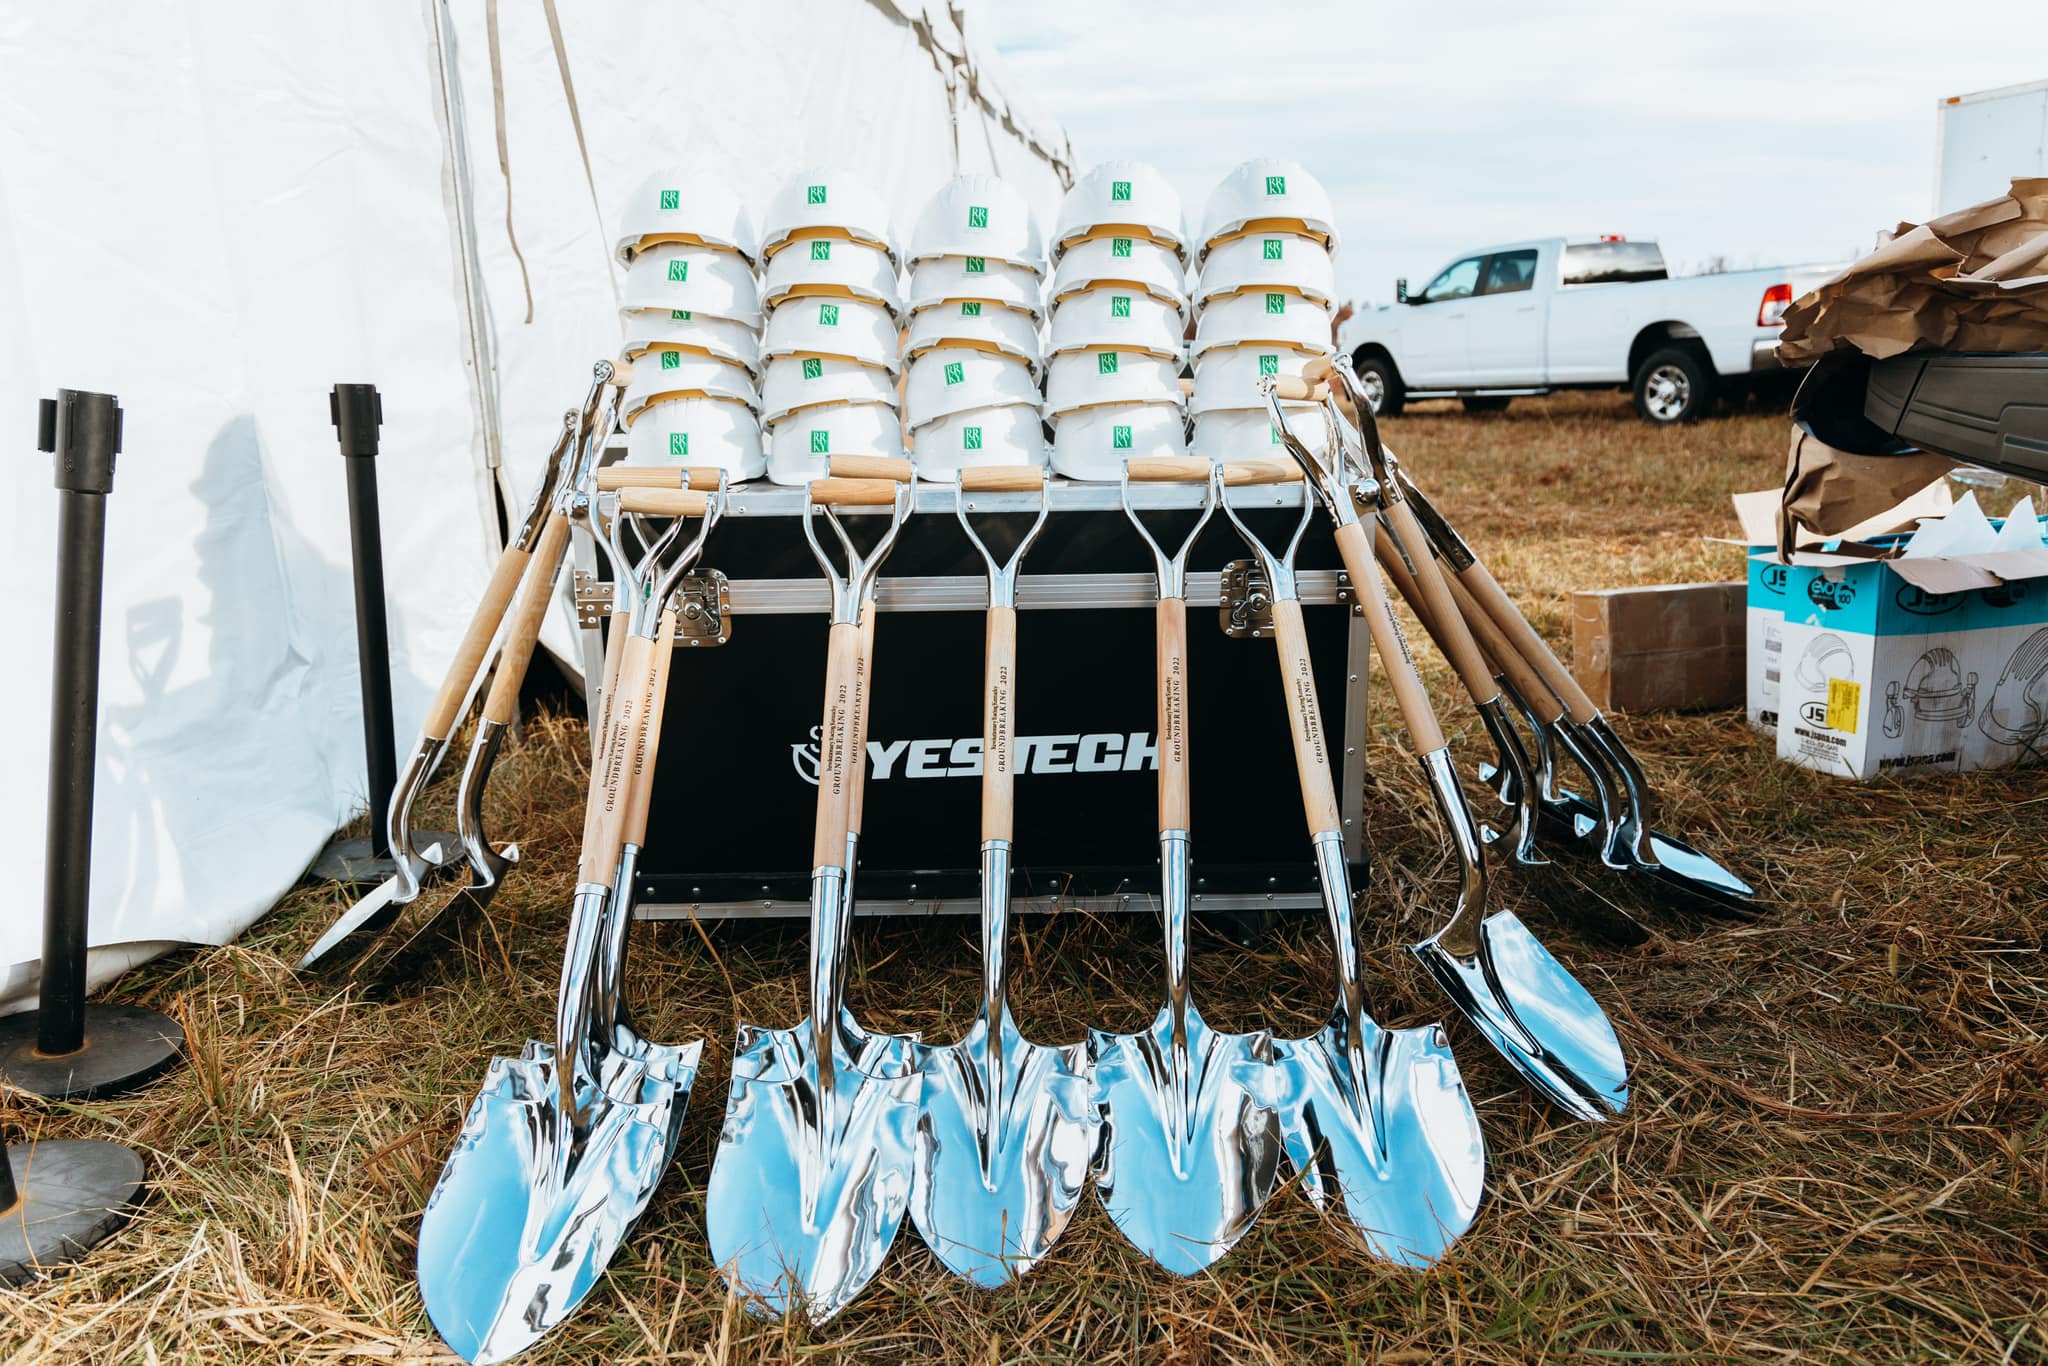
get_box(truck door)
[1398,254,1484,385]
[1463,248,1546,384]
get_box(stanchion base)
[0,1139,146,1284]
[307,833,460,887]
[0,1005,185,1101]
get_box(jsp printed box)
[1746,552,1788,735]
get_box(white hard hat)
[909,174,1044,273]
[1048,286,1184,361]
[1189,403,1329,462]
[905,299,1043,378]
[765,400,905,486]
[621,244,763,328]
[762,295,901,375]
[905,347,1041,426]
[1045,348,1183,418]
[612,169,758,263]
[760,169,897,264]
[906,255,1045,317]
[1192,288,1335,357]
[1198,158,1338,262]
[1049,235,1188,320]
[619,309,762,375]
[761,354,899,425]
[762,236,903,317]
[1052,162,1189,265]
[624,395,766,480]
[1049,402,1187,481]
[910,403,1047,481]
[1195,231,1336,306]
[621,349,760,422]
[1190,344,1324,415]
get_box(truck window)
[1560,241,1667,285]
[1479,249,1539,295]
[1419,256,1483,303]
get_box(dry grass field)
[4,391,2045,1364]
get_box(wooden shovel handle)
[1127,457,1213,484]
[424,538,532,737]
[579,630,654,887]
[480,513,570,726]
[1220,458,1303,486]
[618,488,709,518]
[982,605,1018,843]
[1270,598,1342,836]
[960,465,1045,492]
[828,455,913,482]
[595,465,722,490]
[1455,556,1600,724]
[844,597,878,838]
[1331,521,1446,753]
[1268,376,1329,403]
[1382,500,1500,705]
[621,610,677,848]
[809,477,902,507]
[1441,567,1568,725]
[811,621,862,867]
[1156,597,1193,831]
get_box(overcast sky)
[983,1,2048,307]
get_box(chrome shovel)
[706,477,922,1324]
[416,481,722,1364]
[1271,369,1628,1123]
[300,365,613,970]
[1091,458,1282,1276]
[1217,455,1484,1267]
[910,465,1095,1286]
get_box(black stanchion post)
[0,390,184,1100]
[307,384,455,884]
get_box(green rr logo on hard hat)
[961,301,982,317]
[1112,424,1132,449]
[1111,181,1131,202]
[1266,292,1286,314]
[818,303,840,326]
[802,358,824,380]
[965,256,986,274]
[659,189,680,211]
[968,205,989,228]
[944,362,965,385]
[1098,352,1119,375]
[964,426,983,450]
[810,429,830,454]
[1258,353,1278,376]
[811,239,832,261]
[1111,237,1132,258]
[807,185,827,205]
[671,433,689,456]
[1265,175,1285,195]
[669,309,691,320]
[1111,295,1132,318]
[667,259,688,282]
[661,351,681,370]
[1263,238,1283,261]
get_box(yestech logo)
[791,730,1158,785]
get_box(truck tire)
[1632,345,1718,424]
[1352,351,1405,416]
[1461,396,1511,414]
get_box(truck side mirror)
[1395,277,1409,303]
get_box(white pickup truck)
[1338,238,1844,424]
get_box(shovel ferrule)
[382,732,444,905]
[1551,719,1631,865]
[810,863,851,1092]
[1475,697,1543,867]
[1159,830,1194,1071]
[599,842,643,1039]
[512,408,584,552]
[1308,829,1370,1064]
[555,883,614,1137]
[456,717,515,891]
[978,839,1014,1134]
[1582,714,1661,868]
[1416,747,1491,960]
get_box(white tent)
[0,1,1071,1009]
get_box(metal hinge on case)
[1220,559,1276,638]
[572,570,610,629]
[1334,569,1358,614]
[672,568,730,646]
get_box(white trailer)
[1935,79,2048,214]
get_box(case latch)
[1220,559,1276,639]
[672,568,731,646]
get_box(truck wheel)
[1461,396,1511,414]
[1353,352,1404,416]
[1632,346,1718,424]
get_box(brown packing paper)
[1778,178,2048,362]
[1726,480,1952,551]
[1778,427,1956,558]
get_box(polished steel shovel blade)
[297,842,444,970]
[911,1006,1093,1286]
[1271,1013,1483,1267]
[1089,999,1281,1276]
[706,1015,919,1322]
[418,1036,701,1364]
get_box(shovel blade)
[297,843,443,971]
[1272,1017,1485,1268]
[1414,909,1629,1123]
[1538,788,1758,919]
[706,1017,920,1324]
[910,1009,1095,1286]
[418,1038,701,1364]
[1088,1002,1281,1276]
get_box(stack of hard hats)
[757,170,907,485]
[1191,159,1339,459]
[903,175,1047,480]
[614,170,766,478]
[1043,162,1191,480]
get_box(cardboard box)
[1572,583,1745,713]
[1776,558,2048,779]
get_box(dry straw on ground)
[3,392,2044,1364]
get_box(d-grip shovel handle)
[1374,521,1563,724]
[578,631,658,889]
[1268,375,1330,404]
[618,488,711,518]
[983,606,1018,843]
[480,512,572,726]
[811,622,864,868]
[1380,499,1502,708]
[1155,597,1192,832]
[595,465,722,490]
[423,538,535,738]
[844,597,878,842]
[1270,598,1342,837]
[1329,522,1447,755]
[1454,552,1602,727]
[829,454,915,483]
[621,610,678,850]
